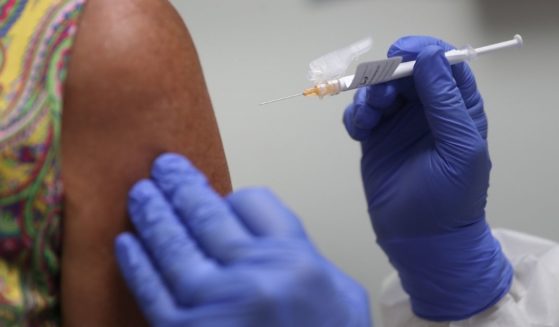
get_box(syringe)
[260,35,523,106]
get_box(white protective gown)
[379,229,559,327]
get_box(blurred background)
[170,0,559,322]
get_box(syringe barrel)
[333,51,471,92]
[333,35,522,94]
[385,61,416,81]
[379,35,522,84]
[383,48,475,83]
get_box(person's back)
[1,0,231,325]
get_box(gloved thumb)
[414,46,483,161]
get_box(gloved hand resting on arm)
[343,36,513,321]
[115,154,371,327]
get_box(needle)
[260,93,303,106]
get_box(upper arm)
[61,0,230,325]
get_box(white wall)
[171,0,559,322]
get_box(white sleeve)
[378,229,559,327]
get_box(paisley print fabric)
[0,1,85,325]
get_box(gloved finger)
[343,83,401,141]
[451,62,482,110]
[128,180,222,305]
[388,35,452,61]
[388,36,486,138]
[226,187,307,239]
[451,63,487,139]
[151,153,253,263]
[115,233,188,325]
[414,46,483,160]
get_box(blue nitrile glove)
[115,153,371,327]
[343,36,513,321]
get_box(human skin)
[60,0,231,325]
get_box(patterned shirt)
[0,0,85,325]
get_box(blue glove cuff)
[378,219,513,321]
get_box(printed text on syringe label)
[348,57,403,90]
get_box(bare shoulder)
[66,0,206,110]
[61,1,230,326]
[63,0,229,189]
[69,0,197,73]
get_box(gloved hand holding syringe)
[260,34,523,105]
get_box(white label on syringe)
[348,57,403,90]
